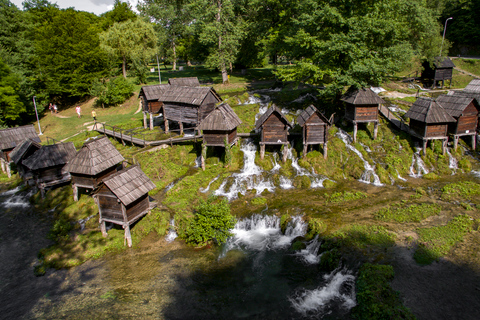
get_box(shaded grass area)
[374,203,441,223]
[414,215,475,265]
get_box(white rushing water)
[446,148,458,173]
[165,218,178,242]
[336,129,383,186]
[200,176,219,193]
[409,148,429,178]
[0,186,33,208]
[214,140,275,200]
[290,269,356,316]
[284,145,329,188]
[295,235,322,264]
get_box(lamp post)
[440,17,453,57]
[33,96,43,135]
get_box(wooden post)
[40,187,45,199]
[6,162,11,178]
[303,144,307,158]
[100,220,108,237]
[323,142,328,159]
[73,184,78,201]
[201,144,206,171]
[472,134,477,150]
[353,122,358,143]
[260,144,265,160]
[124,224,132,247]
[373,122,378,140]
[423,140,427,156]
[454,135,458,150]
[164,118,169,133]
[282,143,288,163]
[442,138,447,155]
[149,113,154,130]
[143,112,147,129]
[0,159,5,173]
[179,122,184,135]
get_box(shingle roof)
[198,103,242,131]
[434,56,456,68]
[255,105,293,129]
[168,77,200,87]
[157,86,221,106]
[340,87,385,105]
[139,84,170,101]
[463,79,480,94]
[296,105,331,127]
[65,136,125,175]
[102,165,156,206]
[436,95,479,118]
[22,142,77,170]
[404,98,456,123]
[0,125,41,151]
[9,138,42,165]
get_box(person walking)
[92,110,97,122]
[53,103,58,113]
[75,105,81,118]
[49,103,53,114]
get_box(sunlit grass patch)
[326,191,367,203]
[441,181,480,202]
[414,214,474,265]
[373,203,441,223]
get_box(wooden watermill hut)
[92,165,156,247]
[255,105,293,162]
[404,97,456,155]
[0,125,41,177]
[9,138,42,183]
[455,79,480,101]
[168,77,200,87]
[197,103,242,170]
[296,105,332,159]
[436,94,480,150]
[65,136,125,201]
[340,87,385,143]
[22,142,77,197]
[421,57,455,89]
[139,84,170,130]
[158,86,222,134]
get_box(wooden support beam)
[373,122,378,140]
[473,134,477,151]
[303,144,307,158]
[73,184,78,202]
[164,118,169,133]
[260,144,265,160]
[143,112,147,129]
[149,113,154,130]
[353,122,358,143]
[324,142,328,159]
[0,159,5,173]
[442,138,447,155]
[124,224,132,247]
[423,140,427,156]
[282,143,288,163]
[179,122,184,135]
[6,162,11,178]
[100,220,108,237]
[201,144,206,171]
[454,135,459,150]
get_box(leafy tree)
[183,197,236,246]
[0,57,25,125]
[100,0,137,30]
[100,19,158,79]
[90,76,134,108]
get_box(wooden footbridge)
[93,122,259,147]
[378,104,422,139]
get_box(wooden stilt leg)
[454,136,458,150]
[472,134,476,150]
[149,113,153,130]
[353,123,358,143]
[201,144,206,171]
[179,122,184,135]
[260,144,265,160]
[164,118,169,133]
[124,225,132,247]
[303,144,307,158]
[100,220,108,237]
[41,187,45,199]
[373,122,378,140]
[6,162,11,178]
[1,159,5,173]
[423,140,427,156]
[324,142,328,159]
[282,144,288,163]
[143,112,147,129]
[73,184,78,201]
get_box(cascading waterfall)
[214,140,275,200]
[446,148,458,172]
[284,145,329,188]
[336,129,383,186]
[165,218,178,242]
[200,176,219,193]
[409,148,429,178]
[220,214,356,318]
[0,186,34,208]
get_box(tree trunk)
[217,0,229,84]
[172,40,177,71]
[122,55,127,78]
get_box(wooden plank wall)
[306,125,326,144]
[228,129,237,144]
[345,105,355,121]
[456,115,477,134]
[204,131,227,146]
[164,104,198,124]
[262,115,287,143]
[354,105,378,121]
[126,194,149,222]
[410,120,426,137]
[149,101,163,114]
[37,166,66,183]
[434,69,453,80]
[426,123,448,137]
[72,175,95,188]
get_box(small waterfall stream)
[284,145,329,188]
[336,129,383,186]
[165,218,178,242]
[446,148,458,173]
[0,186,34,208]
[409,149,429,178]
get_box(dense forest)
[0,0,479,128]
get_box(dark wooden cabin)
[158,86,222,134]
[65,136,125,201]
[340,87,385,142]
[139,84,170,130]
[92,165,156,247]
[168,77,200,87]
[296,105,332,159]
[404,97,456,155]
[0,125,41,177]
[9,138,42,183]
[255,105,293,161]
[421,57,455,89]
[436,94,480,150]
[197,103,242,170]
[22,142,77,197]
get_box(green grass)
[451,69,475,89]
[374,203,441,223]
[441,181,480,202]
[414,215,474,265]
[329,224,396,250]
[326,191,368,203]
[451,58,480,77]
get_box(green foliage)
[326,191,367,203]
[441,181,480,201]
[132,209,170,237]
[414,215,474,265]
[306,218,327,239]
[183,197,236,246]
[250,196,267,206]
[224,138,232,166]
[280,214,291,234]
[92,77,134,107]
[293,175,311,189]
[0,57,25,125]
[352,263,416,319]
[47,217,73,242]
[330,225,396,250]
[318,248,340,272]
[374,203,441,223]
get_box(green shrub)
[306,218,327,239]
[91,77,134,107]
[323,179,336,188]
[318,248,340,272]
[280,214,291,234]
[47,218,74,242]
[183,197,237,246]
[441,181,480,201]
[250,197,267,206]
[352,263,416,319]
